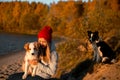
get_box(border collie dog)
[87,31,116,63]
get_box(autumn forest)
[0,0,120,38]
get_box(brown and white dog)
[22,42,51,79]
[22,42,39,79]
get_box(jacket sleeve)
[37,51,58,76]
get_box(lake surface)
[0,33,37,55]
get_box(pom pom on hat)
[38,26,53,42]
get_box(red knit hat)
[38,26,53,42]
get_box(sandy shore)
[0,44,119,80]
[0,51,25,80]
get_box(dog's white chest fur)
[91,42,102,62]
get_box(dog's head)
[24,42,39,57]
[87,31,99,43]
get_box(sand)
[0,51,24,80]
[0,49,120,80]
[83,61,120,80]
[0,51,55,80]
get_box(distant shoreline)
[0,31,37,36]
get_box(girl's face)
[38,38,47,47]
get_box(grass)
[55,39,93,78]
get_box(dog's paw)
[111,59,117,63]
[22,74,27,79]
[102,57,109,63]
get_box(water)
[0,33,37,55]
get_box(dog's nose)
[32,53,34,55]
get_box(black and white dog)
[87,31,116,63]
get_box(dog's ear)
[94,31,98,35]
[34,41,40,50]
[24,42,29,50]
[87,31,92,34]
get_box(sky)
[0,0,89,5]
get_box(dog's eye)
[34,48,37,50]
[28,49,31,50]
